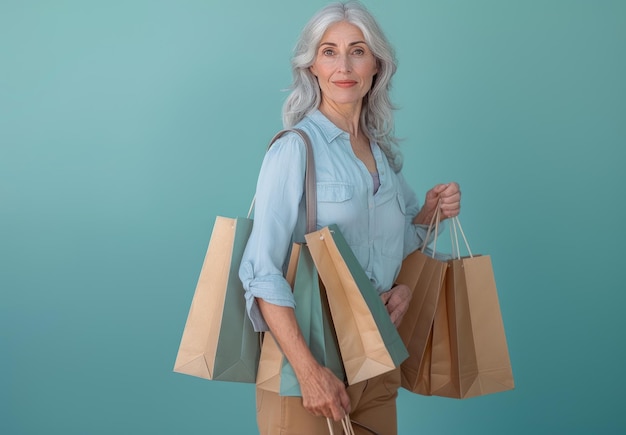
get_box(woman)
[239,2,461,433]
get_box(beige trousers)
[256,367,401,435]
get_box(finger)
[385,292,401,312]
[425,184,447,202]
[391,315,401,328]
[330,405,345,422]
[441,201,460,211]
[441,189,461,201]
[394,310,406,327]
[387,299,403,321]
[439,186,460,203]
[440,203,461,218]
[441,181,459,193]
[308,401,336,420]
[304,404,323,418]
[390,307,404,327]
[432,183,449,194]
[440,192,461,206]
[340,392,351,415]
[388,306,400,324]
[330,391,350,421]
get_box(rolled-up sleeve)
[239,133,306,331]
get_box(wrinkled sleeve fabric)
[239,133,306,332]
[397,172,446,259]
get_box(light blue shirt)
[239,110,435,331]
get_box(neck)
[318,99,363,137]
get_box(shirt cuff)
[240,262,295,332]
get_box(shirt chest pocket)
[317,182,354,202]
[315,182,357,228]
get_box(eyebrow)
[319,40,367,47]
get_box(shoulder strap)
[259,128,317,234]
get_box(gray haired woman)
[240,2,461,433]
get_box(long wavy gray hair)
[283,1,402,170]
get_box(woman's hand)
[257,299,350,421]
[413,182,461,225]
[299,364,351,421]
[381,284,412,327]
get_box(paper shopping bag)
[426,216,514,398]
[430,253,515,398]
[173,216,260,382]
[394,248,447,394]
[306,225,409,385]
[428,272,454,396]
[256,243,345,396]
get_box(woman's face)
[310,21,378,110]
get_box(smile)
[333,80,358,88]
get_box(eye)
[352,48,365,55]
[322,48,335,56]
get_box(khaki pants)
[256,367,401,435]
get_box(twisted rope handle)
[420,201,473,261]
[421,199,442,258]
[450,216,473,259]
[327,415,356,435]
[327,415,380,434]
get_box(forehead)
[320,21,366,44]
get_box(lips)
[333,80,358,88]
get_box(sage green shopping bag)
[173,216,260,382]
[256,243,345,396]
[306,224,409,385]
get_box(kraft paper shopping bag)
[173,216,260,382]
[395,247,447,394]
[174,128,316,386]
[430,217,514,398]
[306,225,408,385]
[431,254,515,398]
[256,243,344,396]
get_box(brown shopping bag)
[395,207,448,394]
[429,217,515,398]
[428,274,454,396]
[395,247,447,394]
[306,225,408,385]
[256,243,344,395]
[173,216,259,382]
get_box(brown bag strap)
[248,128,316,234]
[268,128,316,234]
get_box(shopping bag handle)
[326,415,379,435]
[450,216,473,259]
[419,201,473,260]
[247,128,317,233]
[420,200,442,258]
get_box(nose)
[337,54,352,73]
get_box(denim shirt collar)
[306,109,348,144]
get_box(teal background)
[1,0,624,433]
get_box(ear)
[309,64,318,77]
